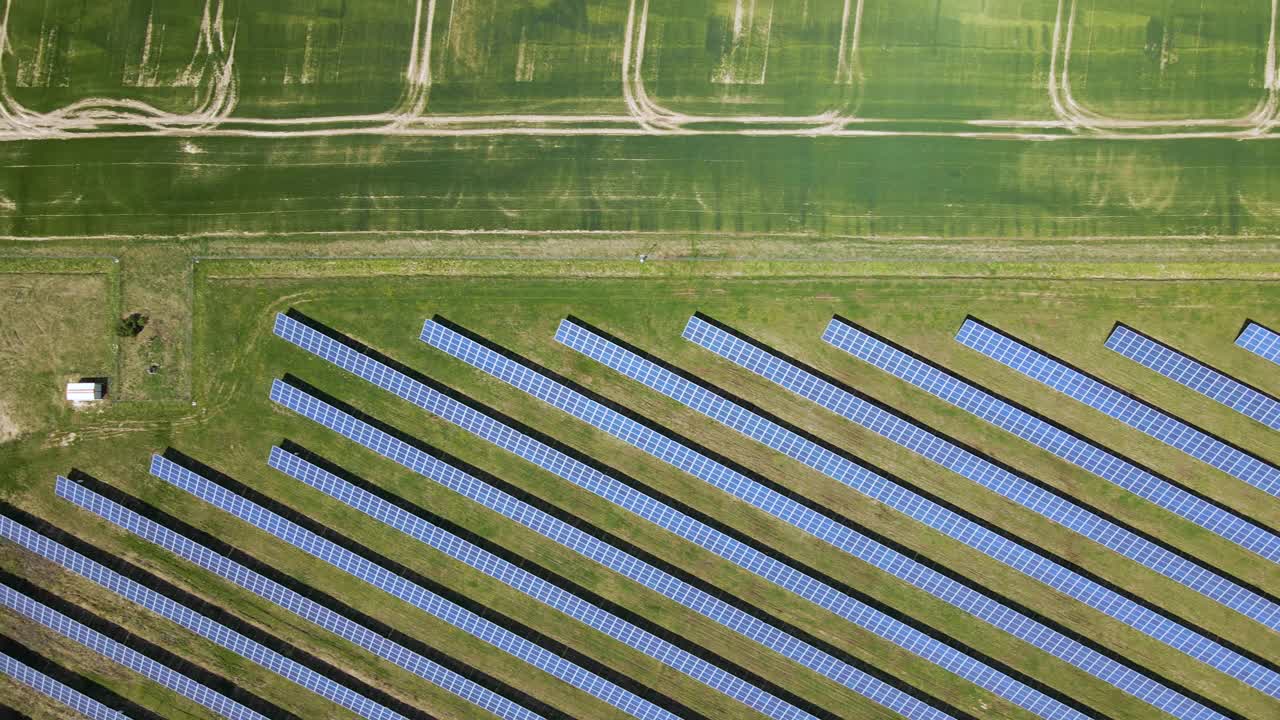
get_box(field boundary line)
[191,257,1280,282]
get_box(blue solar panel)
[957,319,1280,499]
[825,319,1280,563]
[265,448,811,720]
[148,455,678,720]
[273,314,1238,720]
[556,318,1251,720]
[674,316,1279,695]
[270,315,958,720]
[1236,323,1280,366]
[0,651,128,720]
[2,581,268,720]
[53,477,544,720]
[421,319,1107,720]
[0,514,413,720]
[1105,325,1280,431]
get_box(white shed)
[66,382,104,403]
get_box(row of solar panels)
[273,311,1276,720]
[8,314,1273,720]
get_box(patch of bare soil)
[0,398,21,444]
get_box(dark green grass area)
[856,0,1060,121]
[423,0,631,115]
[2,0,221,114]
[1,0,426,118]
[5,135,1280,240]
[1069,0,1275,120]
[640,0,858,117]
[231,0,423,118]
[1,261,1276,720]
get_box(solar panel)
[2,581,268,720]
[265,448,812,720]
[53,477,545,720]
[826,319,1280,563]
[420,319,1104,720]
[0,514,412,720]
[148,455,679,720]
[1236,322,1280,366]
[0,652,129,720]
[556,318,1248,720]
[270,316,959,720]
[1105,324,1280,431]
[272,313,1231,720]
[957,319,1280,499]
[674,316,1280,696]
[265,387,960,720]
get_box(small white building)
[66,382,104,403]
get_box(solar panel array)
[266,448,812,720]
[1236,322,1280,366]
[270,316,960,720]
[420,318,1100,720]
[824,319,1280,563]
[280,315,1239,720]
[0,651,128,720]
[680,316,1280,694]
[956,319,1280,499]
[1106,325,1280,431]
[2,581,268,720]
[557,318,1246,720]
[53,477,545,720]
[148,455,679,720]
[0,513,413,720]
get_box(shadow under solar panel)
[958,318,1280,499]
[556,317,1255,720]
[270,313,962,720]
[824,317,1279,564]
[1236,322,1280,367]
[0,513,412,720]
[678,314,1280,671]
[265,447,817,720]
[55,475,549,720]
[420,316,1103,720]
[1105,324,1280,432]
[148,454,686,720]
[2,580,270,720]
[0,650,129,720]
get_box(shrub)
[116,313,149,338]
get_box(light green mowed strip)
[2,262,1278,720]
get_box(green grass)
[1,3,1278,718]
[2,256,1276,720]
[0,259,116,444]
[1069,0,1274,120]
[8,136,1280,241]
[856,0,1060,120]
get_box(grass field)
[0,251,1277,720]
[1,2,1278,720]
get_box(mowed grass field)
[0,256,1276,720]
